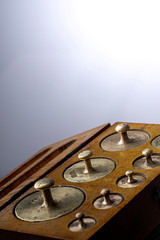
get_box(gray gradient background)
[1,1,160,178]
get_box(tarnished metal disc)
[133,154,160,169]
[63,157,116,183]
[151,136,160,149]
[117,173,146,188]
[93,193,123,209]
[14,186,85,222]
[101,130,150,151]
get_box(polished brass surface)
[151,135,160,149]
[63,157,116,183]
[117,170,146,188]
[69,212,96,232]
[14,186,85,222]
[133,149,160,169]
[101,123,150,151]
[93,189,123,209]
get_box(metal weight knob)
[115,123,130,145]
[142,149,154,165]
[75,212,86,229]
[78,150,95,174]
[100,189,113,205]
[34,178,55,208]
[125,170,136,184]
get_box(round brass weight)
[117,170,146,188]
[69,212,96,232]
[133,149,160,169]
[100,123,150,151]
[93,189,123,209]
[63,150,116,183]
[14,178,85,222]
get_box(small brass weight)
[93,189,123,209]
[133,149,160,169]
[69,212,96,232]
[117,170,146,188]
[14,178,85,222]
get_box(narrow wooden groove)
[0,140,76,199]
[0,148,51,188]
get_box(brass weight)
[63,150,116,183]
[68,212,96,232]
[93,189,123,209]
[14,178,85,222]
[117,170,146,188]
[133,149,160,169]
[100,123,150,151]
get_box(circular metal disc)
[69,217,96,232]
[100,130,150,151]
[93,193,123,209]
[14,186,85,222]
[117,173,145,188]
[133,154,160,169]
[151,136,160,149]
[63,157,116,183]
